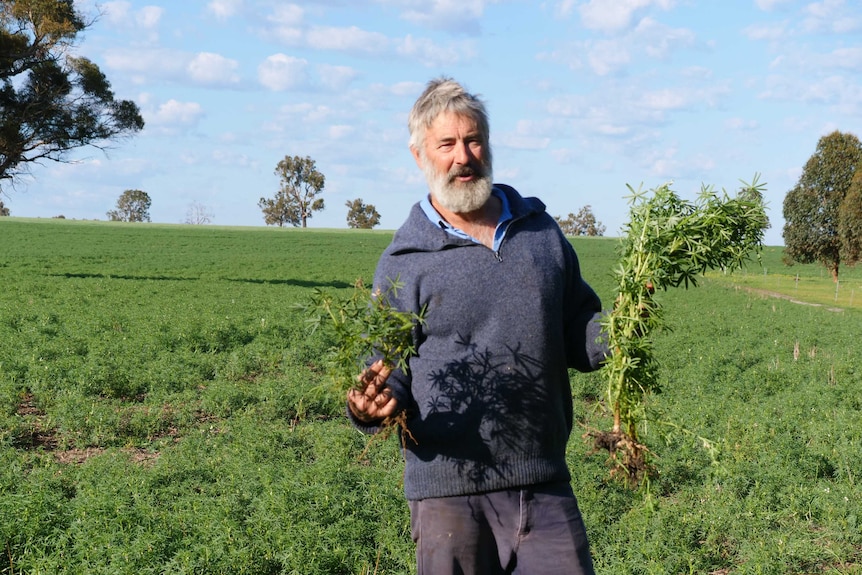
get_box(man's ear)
[410,146,423,169]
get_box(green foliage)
[259,155,326,228]
[782,130,862,281]
[0,0,144,188]
[106,188,151,222]
[839,168,862,266]
[345,198,381,229]
[1,219,860,574]
[299,278,425,393]
[725,244,862,310]
[597,177,768,485]
[554,205,606,236]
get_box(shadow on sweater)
[414,332,559,487]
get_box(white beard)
[423,160,494,214]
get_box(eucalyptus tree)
[554,205,606,236]
[782,131,862,282]
[0,0,144,190]
[107,189,151,222]
[345,198,381,229]
[259,155,325,228]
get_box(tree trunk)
[830,263,839,282]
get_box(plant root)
[357,410,416,462]
[583,428,656,488]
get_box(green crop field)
[1,218,860,574]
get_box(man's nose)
[454,140,472,165]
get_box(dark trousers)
[408,482,595,575]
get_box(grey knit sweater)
[352,184,607,500]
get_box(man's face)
[412,111,493,214]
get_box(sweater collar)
[389,184,545,255]
[418,186,513,251]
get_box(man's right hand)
[347,359,399,423]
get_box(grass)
[709,245,862,311]
[1,218,861,574]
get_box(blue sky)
[6,0,862,245]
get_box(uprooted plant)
[587,176,769,487]
[299,277,426,443]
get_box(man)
[347,77,607,575]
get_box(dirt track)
[738,286,845,313]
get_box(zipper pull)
[494,251,503,262]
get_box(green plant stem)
[595,177,768,486]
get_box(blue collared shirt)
[420,186,514,252]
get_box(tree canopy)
[554,205,606,236]
[107,189,151,222]
[0,0,144,190]
[259,155,325,228]
[345,198,380,229]
[838,169,862,266]
[782,130,862,281]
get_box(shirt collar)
[420,186,513,249]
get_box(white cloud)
[754,0,791,12]
[499,134,551,150]
[391,81,423,97]
[277,103,333,124]
[258,54,309,91]
[826,47,862,70]
[262,5,305,44]
[136,6,163,29]
[207,0,243,20]
[104,48,243,88]
[102,1,161,29]
[634,17,696,59]
[268,4,304,26]
[328,125,355,140]
[545,94,589,117]
[725,118,760,131]
[546,16,693,77]
[147,99,205,127]
[742,21,790,41]
[640,88,688,111]
[801,74,862,114]
[803,0,862,33]
[555,0,578,18]
[401,0,489,35]
[102,1,132,25]
[644,145,680,178]
[578,0,675,33]
[306,26,390,53]
[211,149,256,168]
[397,34,477,67]
[755,0,793,10]
[587,39,631,75]
[102,47,186,83]
[318,64,359,91]
[187,52,240,86]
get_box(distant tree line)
[555,205,605,236]
[0,0,854,248]
[257,154,380,229]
